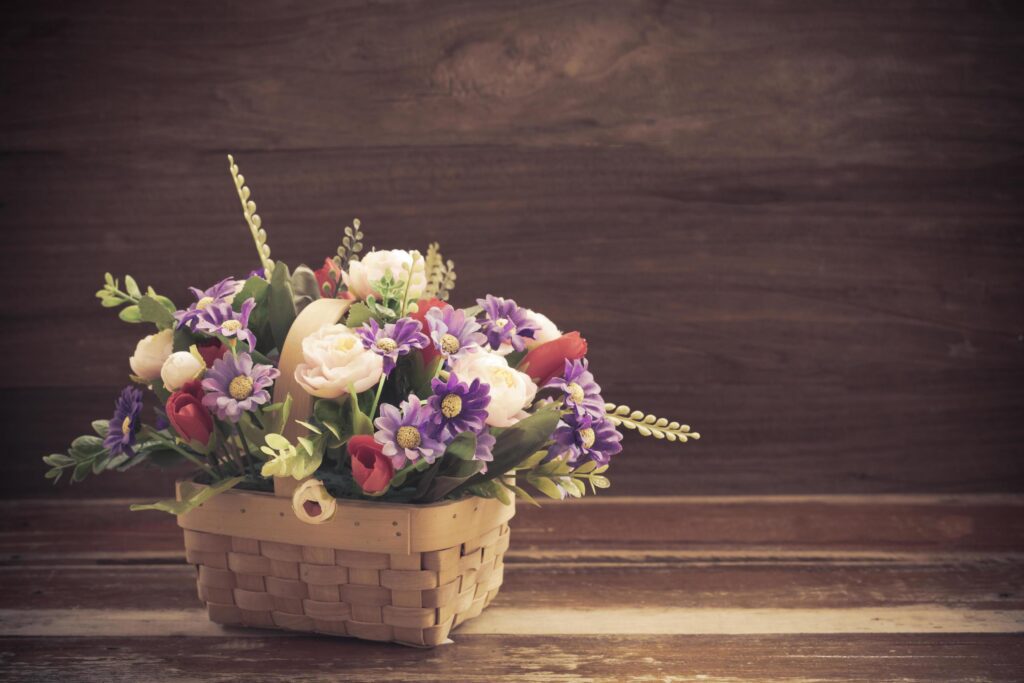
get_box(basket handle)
[270,297,352,497]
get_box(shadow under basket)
[176,480,515,647]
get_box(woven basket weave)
[174,297,514,646]
[178,483,514,646]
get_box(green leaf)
[91,420,110,438]
[138,294,176,330]
[349,389,374,436]
[118,305,142,323]
[268,262,297,352]
[345,302,373,328]
[130,477,244,515]
[443,431,477,461]
[124,275,142,299]
[505,481,542,507]
[451,406,562,495]
[71,435,105,456]
[530,475,564,500]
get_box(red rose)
[314,257,343,298]
[313,257,354,299]
[349,435,394,494]
[521,331,588,385]
[195,339,228,368]
[407,297,447,366]
[165,380,214,446]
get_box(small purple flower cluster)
[374,371,494,469]
[546,358,622,466]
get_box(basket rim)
[176,478,515,554]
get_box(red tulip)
[165,380,214,446]
[195,339,228,368]
[520,331,588,385]
[349,435,395,494]
[407,297,447,366]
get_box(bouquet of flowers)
[43,156,699,516]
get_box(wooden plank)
[2,606,1023,637]
[3,496,1023,556]
[1,635,1022,682]
[3,559,1022,611]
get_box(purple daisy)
[195,298,257,349]
[356,317,429,374]
[174,277,243,329]
[373,394,447,468]
[545,358,605,418]
[425,305,487,362]
[477,295,539,352]
[428,372,491,438]
[103,385,144,457]
[201,351,279,422]
[547,413,623,466]
[472,430,496,467]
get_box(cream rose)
[343,249,427,301]
[294,324,383,399]
[452,350,537,428]
[160,350,205,391]
[524,309,561,348]
[129,329,173,380]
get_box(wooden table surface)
[2,494,1022,681]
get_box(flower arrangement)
[43,156,700,516]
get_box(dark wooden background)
[2,0,1022,499]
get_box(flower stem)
[142,431,216,477]
[368,375,386,419]
[234,424,258,477]
[399,252,418,317]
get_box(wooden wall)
[2,1,1022,498]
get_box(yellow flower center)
[229,375,254,400]
[121,416,132,435]
[222,320,243,333]
[493,317,509,329]
[493,367,518,389]
[441,394,462,418]
[579,427,596,449]
[196,296,214,310]
[376,337,398,353]
[336,336,356,352]
[440,333,460,355]
[566,382,585,404]
[396,426,421,449]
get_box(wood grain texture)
[2,0,1024,500]
[1,496,1022,680]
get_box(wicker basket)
[174,297,514,646]
[177,482,514,646]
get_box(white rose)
[160,350,205,391]
[294,324,383,399]
[452,350,537,428]
[524,309,561,348]
[129,329,174,380]
[343,249,427,301]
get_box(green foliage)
[290,265,321,312]
[227,154,275,277]
[96,274,176,329]
[449,406,562,496]
[345,302,373,328]
[413,432,483,502]
[604,403,700,443]
[423,243,456,301]
[260,433,323,480]
[268,262,297,352]
[334,219,364,272]
[364,271,405,322]
[138,294,176,330]
[130,476,244,515]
